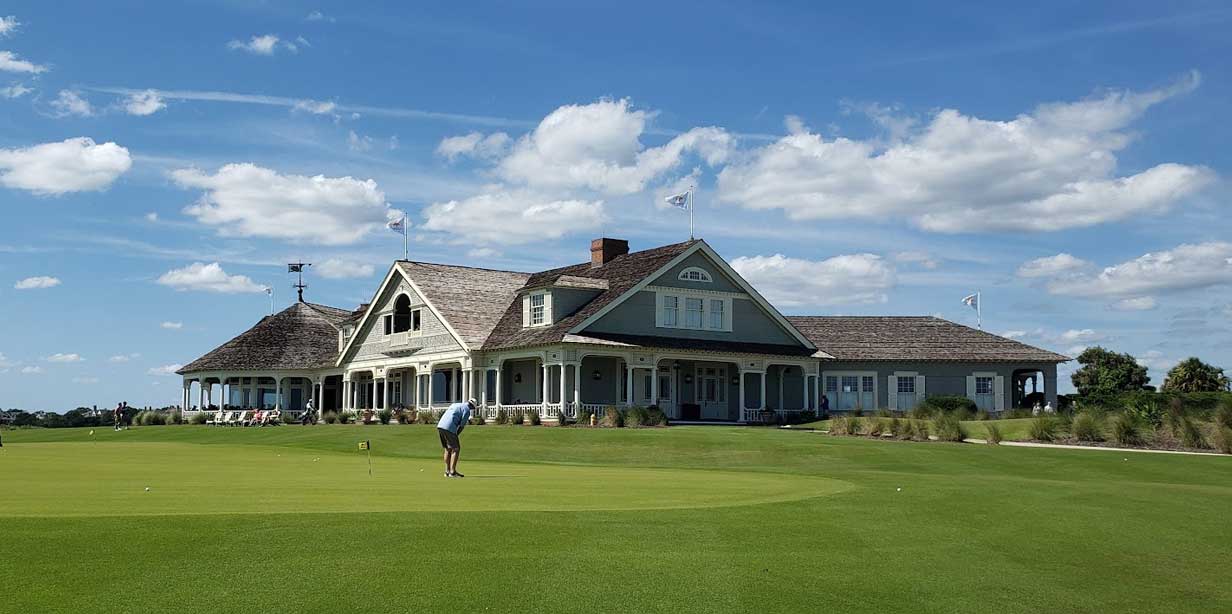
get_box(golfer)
[437,399,474,478]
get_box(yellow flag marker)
[359,440,372,475]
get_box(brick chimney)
[590,238,629,268]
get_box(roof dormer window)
[522,290,552,328]
[678,267,712,283]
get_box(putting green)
[0,442,851,517]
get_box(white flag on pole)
[387,217,406,236]
[664,191,690,210]
[961,293,978,309]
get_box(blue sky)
[1,1,1230,410]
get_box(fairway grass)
[3,425,1231,613]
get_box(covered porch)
[181,371,342,416]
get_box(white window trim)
[677,266,713,283]
[654,288,731,332]
[822,370,878,409]
[522,291,553,328]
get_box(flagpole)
[402,214,408,261]
[977,290,982,330]
[688,185,695,240]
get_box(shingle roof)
[482,240,699,350]
[564,332,819,357]
[179,302,347,373]
[395,261,530,348]
[786,316,1069,363]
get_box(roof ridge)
[399,260,529,276]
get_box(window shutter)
[521,295,531,327]
[655,292,664,328]
[916,375,926,405]
[966,375,976,400]
[543,292,554,325]
[994,375,1005,411]
[887,375,897,410]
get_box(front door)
[696,365,727,419]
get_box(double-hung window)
[530,293,546,326]
[685,297,704,328]
[662,296,679,327]
[709,299,725,329]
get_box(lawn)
[3,424,1231,613]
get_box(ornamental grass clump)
[527,409,541,426]
[646,407,668,426]
[888,417,906,439]
[1177,416,1206,449]
[625,406,649,427]
[1109,413,1143,447]
[602,406,623,428]
[984,422,1003,445]
[470,412,485,426]
[322,411,338,424]
[575,408,594,426]
[1214,425,1232,454]
[377,409,392,425]
[190,412,208,425]
[1216,399,1232,430]
[931,412,965,442]
[911,420,930,441]
[495,409,509,425]
[338,411,354,425]
[1071,412,1104,443]
[512,411,525,425]
[864,418,885,437]
[1028,416,1058,442]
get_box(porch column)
[759,372,767,410]
[182,382,190,412]
[572,364,581,407]
[312,379,321,412]
[738,371,747,412]
[480,369,489,407]
[427,367,434,408]
[495,364,503,407]
[559,364,567,415]
[777,366,785,411]
[802,371,809,410]
[625,361,634,407]
[462,368,471,402]
[541,363,550,408]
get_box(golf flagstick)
[359,440,372,476]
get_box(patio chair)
[227,411,247,426]
[205,411,223,426]
[245,410,265,427]
[263,410,281,426]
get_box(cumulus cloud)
[730,253,895,307]
[148,364,183,376]
[496,99,733,195]
[108,353,139,363]
[171,163,394,245]
[1058,329,1104,344]
[0,50,46,73]
[1,82,30,98]
[305,10,335,22]
[1016,253,1092,278]
[50,89,92,117]
[160,321,183,330]
[227,34,291,55]
[0,137,132,195]
[21,365,42,374]
[14,275,60,289]
[423,190,604,245]
[1022,242,1232,307]
[718,72,1214,233]
[157,262,265,294]
[46,352,83,363]
[0,16,20,36]
[123,89,166,116]
[316,258,376,279]
[437,131,511,161]
[347,130,373,152]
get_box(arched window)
[678,267,713,283]
[392,295,412,333]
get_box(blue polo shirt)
[437,402,471,434]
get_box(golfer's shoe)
[452,472,464,478]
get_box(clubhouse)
[178,238,1067,422]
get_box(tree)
[1071,346,1151,395]
[1162,357,1230,393]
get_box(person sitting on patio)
[247,409,264,426]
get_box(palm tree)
[1162,357,1230,393]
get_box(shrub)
[418,410,437,425]
[1214,425,1232,454]
[527,409,541,426]
[470,412,485,426]
[625,406,648,427]
[888,417,905,438]
[864,418,885,437]
[1028,416,1058,442]
[512,411,525,425]
[876,408,892,418]
[911,420,930,441]
[974,410,990,421]
[167,410,184,425]
[932,412,966,442]
[602,406,623,428]
[495,409,509,425]
[1071,412,1103,442]
[396,410,412,425]
[909,404,932,420]
[920,395,978,418]
[851,406,864,418]
[323,411,338,424]
[338,411,354,425]
[190,412,208,425]
[1217,399,1232,430]
[1126,398,1164,428]
[1005,407,1034,419]
[797,409,816,424]
[984,422,1002,445]
[576,408,594,426]
[377,409,393,425]
[1177,416,1206,449]
[646,407,668,427]
[1109,414,1143,447]
[282,411,297,424]
[829,416,851,436]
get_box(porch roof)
[563,332,823,358]
[179,302,351,374]
[786,316,1070,363]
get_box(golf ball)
[144,487,150,492]
[896,487,902,492]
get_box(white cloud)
[467,247,501,259]
[1065,345,1090,357]
[46,353,83,363]
[0,50,46,73]
[123,89,166,116]
[0,137,132,195]
[14,275,60,289]
[423,190,604,245]
[496,99,733,195]
[292,99,335,114]
[72,376,100,384]
[1001,330,1027,339]
[347,130,373,152]
[50,89,92,117]
[227,34,291,55]
[21,365,42,374]
[437,131,511,161]
[718,72,1214,233]
[108,353,139,363]
[1,82,30,98]
[730,253,895,307]
[147,364,182,376]
[171,163,393,245]
[145,212,158,222]
[893,251,938,269]
[0,352,14,368]
[0,16,20,37]
[1137,350,1177,371]
[316,258,376,279]
[157,262,265,294]
[160,321,183,330]
[1016,253,1092,278]
[1058,329,1103,344]
[1026,242,1232,307]
[305,10,335,22]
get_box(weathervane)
[288,262,311,302]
